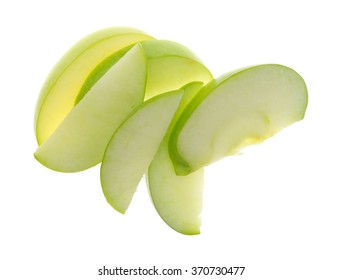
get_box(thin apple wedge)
[35,27,154,145]
[101,90,183,214]
[34,44,146,172]
[147,82,204,235]
[169,64,308,175]
[74,44,133,105]
[141,40,212,99]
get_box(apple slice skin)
[147,82,204,235]
[141,40,201,61]
[101,90,184,214]
[169,64,308,175]
[35,27,154,145]
[34,44,147,172]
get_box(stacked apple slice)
[34,27,308,235]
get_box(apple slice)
[141,40,212,99]
[34,44,146,172]
[101,90,183,214]
[74,40,213,104]
[74,44,133,105]
[169,64,308,175]
[147,82,204,235]
[35,27,154,145]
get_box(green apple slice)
[169,64,308,175]
[34,44,146,172]
[101,90,183,214]
[148,82,204,235]
[74,40,213,103]
[74,44,133,105]
[141,40,212,99]
[35,27,154,145]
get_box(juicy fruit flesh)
[170,64,308,175]
[145,57,212,99]
[35,32,153,145]
[101,90,183,214]
[74,40,213,103]
[33,27,309,235]
[148,82,204,235]
[34,45,147,172]
[75,44,133,105]
[148,138,204,235]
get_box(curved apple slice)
[34,44,146,172]
[169,64,308,175]
[74,44,133,105]
[147,82,204,235]
[145,56,211,100]
[101,90,183,214]
[141,40,212,99]
[75,40,213,103]
[35,27,154,145]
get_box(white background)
[1,0,341,279]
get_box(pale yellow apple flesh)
[35,27,154,145]
[145,57,212,99]
[33,26,309,235]
[34,45,146,172]
[169,64,308,175]
[74,40,213,103]
[148,82,204,235]
[141,40,212,99]
[101,90,183,214]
